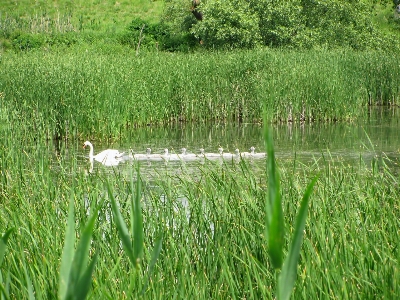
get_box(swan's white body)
[241,147,266,158]
[163,149,182,161]
[83,141,124,166]
[104,145,265,164]
[197,148,206,158]
[132,148,152,160]
[201,147,223,158]
[180,148,197,160]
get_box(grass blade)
[268,191,284,270]
[69,211,97,286]
[107,181,136,266]
[278,176,318,300]
[265,127,284,270]
[59,193,75,300]
[132,168,144,266]
[74,253,98,300]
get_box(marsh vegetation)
[1,0,400,299]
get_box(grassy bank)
[0,127,399,298]
[0,0,164,32]
[1,48,400,141]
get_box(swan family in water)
[83,140,266,167]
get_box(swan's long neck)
[87,143,94,159]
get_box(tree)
[190,0,261,49]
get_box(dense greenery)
[1,1,400,298]
[1,0,400,51]
[1,48,399,140]
[0,117,399,298]
[187,0,400,50]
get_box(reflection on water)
[71,108,400,176]
[49,108,400,240]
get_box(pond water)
[55,107,399,176]
[49,107,400,231]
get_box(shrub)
[191,0,261,49]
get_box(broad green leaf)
[278,176,318,300]
[107,182,136,266]
[69,210,97,285]
[0,228,14,267]
[74,253,98,300]
[132,168,144,266]
[59,193,75,300]
[268,191,284,269]
[60,191,98,300]
[265,127,284,269]
[265,127,281,232]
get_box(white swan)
[241,146,266,158]
[222,147,239,159]
[180,148,197,160]
[241,146,254,158]
[165,149,182,161]
[144,148,169,161]
[202,147,223,158]
[132,148,152,160]
[250,147,266,158]
[83,141,124,166]
[198,148,206,158]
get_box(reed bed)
[1,48,400,141]
[0,125,399,298]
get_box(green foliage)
[191,0,261,48]
[1,48,400,140]
[11,32,46,50]
[119,18,165,50]
[59,192,98,300]
[254,0,400,50]
[164,0,400,50]
[256,0,307,48]
[107,169,162,295]
[264,127,317,299]
[1,126,399,298]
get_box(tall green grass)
[0,124,399,298]
[1,48,400,140]
[0,0,164,32]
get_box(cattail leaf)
[278,176,317,300]
[132,168,144,266]
[265,127,284,269]
[265,127,281,234]
[75,253,98,300]
[59,192,75,300]
[268,191,284,270]
[70,210,97,282]
[108,182,136,266]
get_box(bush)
[191,0,261,49]
[12,32,46,50]
[163,0,400,51]
[119,18,166,50]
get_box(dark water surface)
[61,107,399,175]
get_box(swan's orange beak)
[83,144,86,149]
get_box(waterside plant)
[0,123,399,298]
[1,49,400,141]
